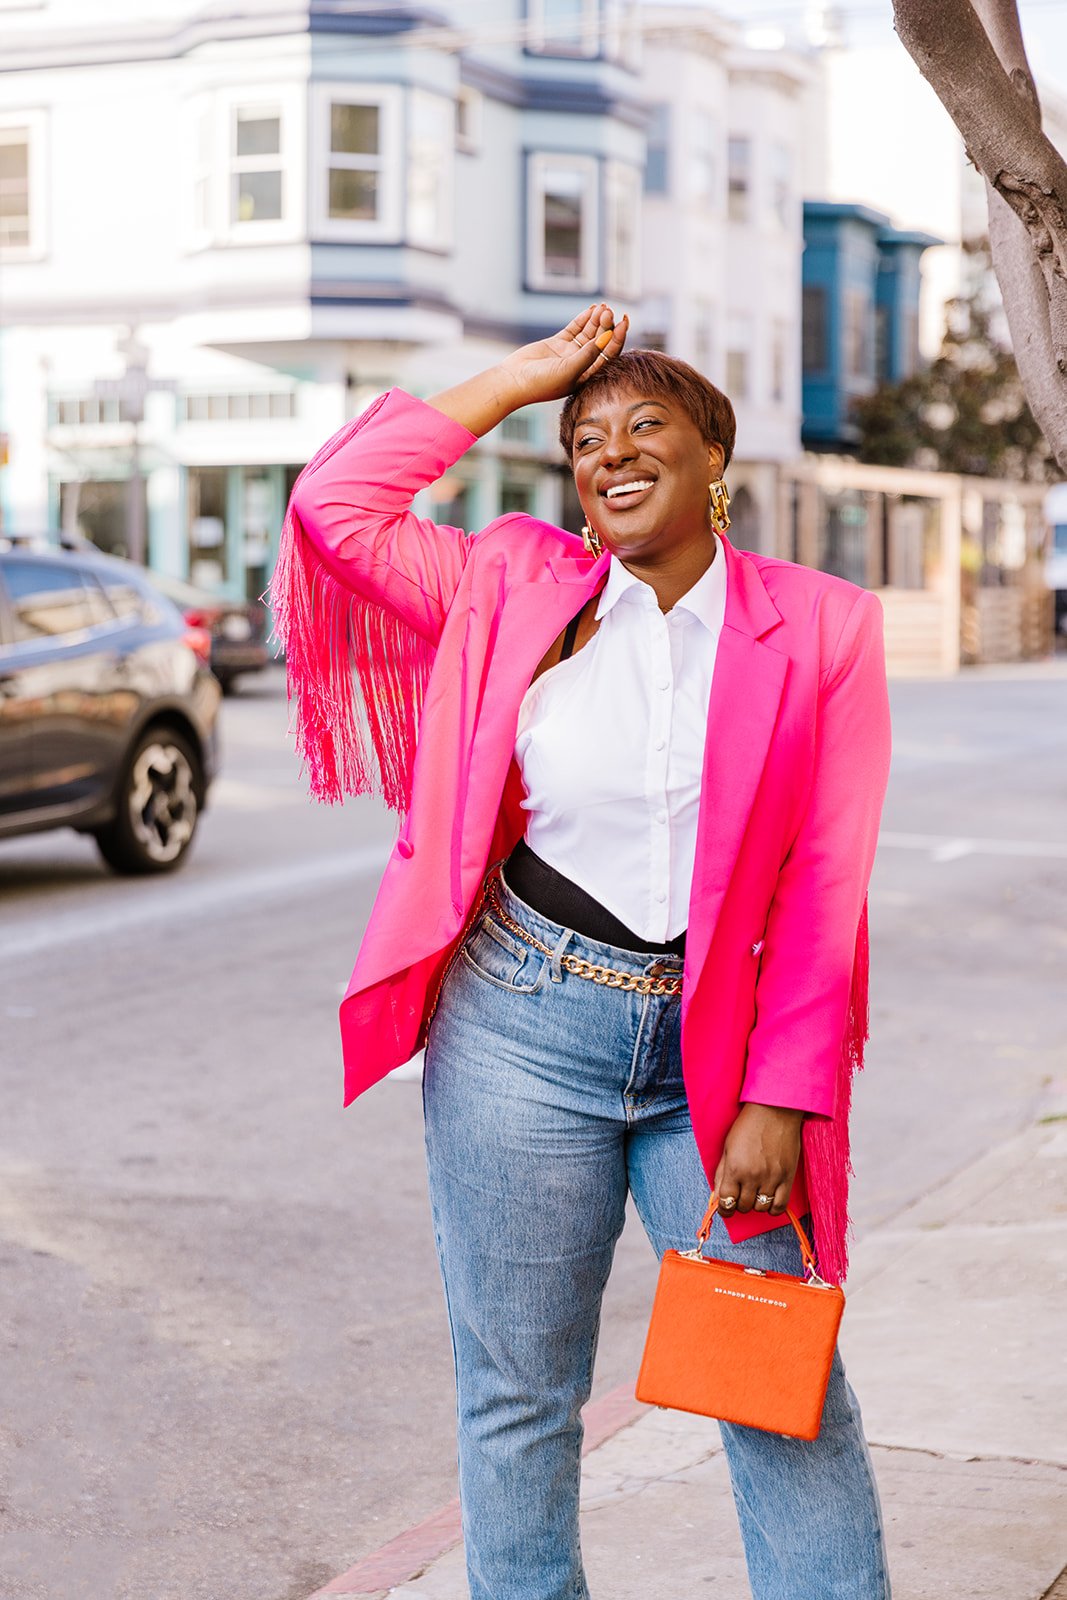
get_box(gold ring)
[574,336,586,347]
[755,1193,774,1207]
[719,1196,737,1210]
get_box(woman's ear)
[707,441,726,481]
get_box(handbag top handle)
[697,1193,820,1279]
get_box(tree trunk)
[893,0,1067,471]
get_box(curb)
[307,1381,647,1598]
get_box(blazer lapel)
[685,537,787,985]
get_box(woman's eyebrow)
[574,398,671,430]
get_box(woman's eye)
[576,435,599,450]
[633,418,659,431]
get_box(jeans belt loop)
[548,924,573,984]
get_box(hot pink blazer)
[272,389,891,1282]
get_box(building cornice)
[459,57,649,127]
[0,3,447,74]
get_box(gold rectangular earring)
[708,480,731,533]
[581,522,603,557]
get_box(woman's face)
[569,385,725,563]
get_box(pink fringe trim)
[267,394,433,812]
[802,898,870,1285]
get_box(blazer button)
[397,838,415,859]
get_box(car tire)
[94,725,203,875]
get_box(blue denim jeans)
[423,870,891,1600]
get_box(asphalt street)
[1,659,1064,1600]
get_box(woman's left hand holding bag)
[713,1103,804,1218]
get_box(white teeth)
[605,480,655,499]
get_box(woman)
[273,304,893,1599]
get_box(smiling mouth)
[601,479,656,509]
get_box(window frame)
[726,311,754,402]
[727,133,751,226]
[215,83,305,246]
[407,87,455,253]
[644,102,670,197]
[0,107,47,263]
[525,150,599,295]
[309,81,403,243]
[525,0,601,60]
[455,85,483,155]
[604,159,641,298]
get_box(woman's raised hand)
[426,304,628,439]
[500,304,630,406]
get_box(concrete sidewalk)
[321,1102,1067,1600]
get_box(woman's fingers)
[575,313,629,384]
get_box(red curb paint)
[308,1380,648,1598]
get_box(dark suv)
[0,546,221,873]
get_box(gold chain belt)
[486,878,684,997]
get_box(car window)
[2,560,101,642]
[98,575,147,622]
[80,569,119,627]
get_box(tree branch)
[893,0,1067,467]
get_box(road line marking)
[930,838,975,863]
[0,844,389,964]
[306,1381,647,1598]
[879,831,1067,861]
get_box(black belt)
[501,837,686,957]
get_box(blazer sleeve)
[287,387,479,643]
[739,590,891,1117]
[271,388,479,810]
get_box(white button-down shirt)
[514,545,727,941]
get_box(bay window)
[311,83,402,240]
[527,153,598,292]
[0,110,46,259]
[605,160,641,298]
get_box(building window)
[770,141,790,228]
[693,301,715,377]
[408,89,454,251]
[0,111,45,259]
[689,110,716,210]
[527,0,600,58]
[726,312,752,400]
[526,152,598,292]
[727,135,750,224]
[802,285,828,374]
[638,294,670,352]
[603,0,641,69]
[644,103,669,196]
[845,289,872,379]
[311,83,402,241]
[231,105,283,223]
[0,125,29,249]
[178,391,296,423]
[771,319,789,403]
[605,161,640,297]
[456,86,483,154]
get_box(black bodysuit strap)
[559,609,582,661]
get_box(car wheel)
[94,726,203,875]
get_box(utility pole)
[93,330,176,566]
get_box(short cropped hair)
[558,348,737,469]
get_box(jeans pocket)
[460,913,547,993]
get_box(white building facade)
[0,0,813,590]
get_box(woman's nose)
[600,434,637,466]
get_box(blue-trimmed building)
[801,201,940,453]
[0,0,648,589]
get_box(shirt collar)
[594,538,727,635]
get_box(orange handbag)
[635,1195,845,1441]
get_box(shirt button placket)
[649,613,672,938]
